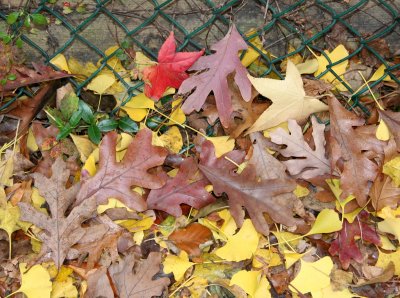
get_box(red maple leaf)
[143,32,204,100]
[328,211,381,269]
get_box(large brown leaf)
[370,174,400,211]
[19,158,96,268]
[199,140,298,235]
[76,128,168,211]
[147,157,214,216]
[109,252,170,298]
[378,110,400,151]
[329,97,384,206]
[270,117,331,180]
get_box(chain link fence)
[1,0,399,113]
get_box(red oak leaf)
[147,157,214,217]
[143,32,204,100]
[329,211,381,270]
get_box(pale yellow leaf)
[253,248,282,268]
[51,266,78,298]
[290,257,333,295]
[378,217,400,239]
[215,219,259,261]
[293,184,310,198]
[70,134,97,163]
[247,60,328,132]
[168,98,186,125]
[87,73,116,95]
[313,286,356,298]
[296,59,319,74]
[163,251,194,282]
[14,263,52,298]
[0,154,13,187]
[121,93,155,122]
[230,270,271,298]
[206,136,235,158]
[50,54,71,73]
[27,128,39,152]
[307,209,342,235]
[283,250,305,269]
[314,44,350,91]
[376,249,400,276]
[382,156,400,187]
[369,64,394,82]
[158,126,183,154]
[376,120,390,141]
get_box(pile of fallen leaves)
[0,24,400,297]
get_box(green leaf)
[88,124,101,144]
[31,14,48,26]
[7,74,17,81]
[79,100,94,124]
[69,110,82,127]
[2,35,12,44]
[60,92,79,119]
[15,37,23,48]
[118,116,138,133]
[97,119,118,132]
[57,124,72,140]
[121,39,132,49]
[23,16,31,28]
[46,108,64,128]
[6,12,19,25]
[0,79,7,85]
[146,116,162,130]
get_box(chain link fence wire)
[0,0,399,114]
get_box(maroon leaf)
[329,211,381,270]
[147,157,214,216]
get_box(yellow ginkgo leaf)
[215,219,259,262]
[272,231,301,249]
[206,136,235,158]
[296,59,319,74]
[306,209,342,236]
[0,153,13,187]
[293,184,310,198]
[376,120,390,141]
[13,263,52,298]
[163,251,194,282]
[369,64,394,82]
[290,257,333,295]
[253,248,282,268]
[283,250,305,269]
[51,266,78,298]
[376,249,400,276]
[168,98,186,125]
[240,30,268,67]
[27,128,38,152]
[313,285,356,298]
[247,60,328,132]
[314,44,349,91]
[50,54,71,73]
[158,126,183,154]
[82,152,97,177]
[230,270,271,298]
[102,46,125,72]
[378,217,400,240]
[70,134,97,163]
[135,51,155,73]
[87,73,116,95]
[380,235,396,251]
[382,156,400,187]
[121,93,155,122]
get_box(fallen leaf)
[76,128,167,211]
[290,256,333,296]
[329,96,384,206]
[143,32,204,100]
[50,266,78,298]
[147,157,214,216]
[376,249,400,276]
[214,219,259,262]
[70,134,97,163]
[12,263,52,298]
[378,110,400,151]
[370,173,400,211]
[377,206,400,240]
[306,209,342,235]
[179,25,252,127]
[168,223,212,256]
[86,267,114,298]
[157,126,183,154]
[230,270,271,298]
[313,44,349,91]
[329,211,381,269]
[382,156,400,187]
[19,158,97,268]
[270,117,330,180]
[376,119,390,141]
[247,60,328,133]
[163,250,194,282]
[109,252,170,297]
[206,136,235,158]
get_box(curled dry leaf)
[378,110,400,151]
[168,223,212,257]
[199,140,299,235]
[270,117,331,180]
[19,158,97,268]
[179,25,252,127]
[329,97,384,206]
[109,252,170,298]
[76,128,168,211]
[370,174,400,211]
[147,157,214,217]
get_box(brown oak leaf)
[370,174,400,211]
[18,157,96,268]
[168,223,212,257]
[378,110,400,151]
[147,157,214,216]
[86,267,115,298]
[76,128,168,211]
[109,252,170,298]
[270,117,331,180]
[199,140,298,235]
[329,97,384,206]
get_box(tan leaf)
[370,174,400,211]
[270,117,330,180]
